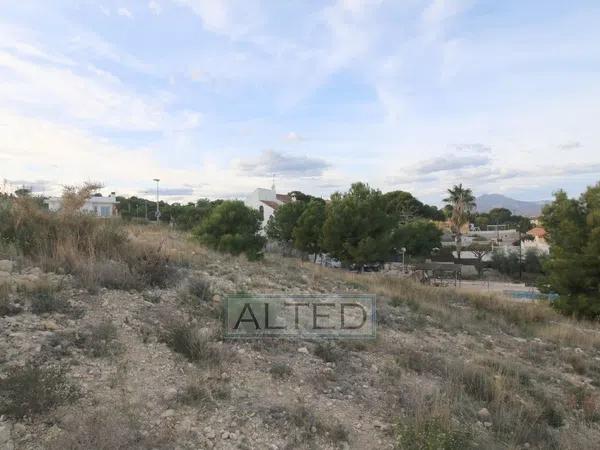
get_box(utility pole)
[153,178,160,223]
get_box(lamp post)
[401,247,407,272]
[153,178,160,223]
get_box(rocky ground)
[2,228,600,449]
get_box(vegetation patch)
[0,363,79,418]
[162,321,221,366]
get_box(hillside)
[475,194,548,217]
[2,226,600,449]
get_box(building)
[522,226,550,254]
[244,185,291,231]
[45,193,119,218]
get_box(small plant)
[178,275,212,306]
[395,416,473,450]
[162,321,221,365]
[76,321,123,357]
[142,291,162,304]
[30,291,70,315]
[178,379,231,409]
[0,363,79,418]
[1,283,22,316]
[314,341,340,363]
[270,362,293,379]
[125,244,179,288]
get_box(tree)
[541,184,600,319]
[293,199,326,261]
[467,242,492,276]
[193,201,266,260]
[383,190,445,223]
[443,184,476,262]
[391,220,442,258]
[322,182,393,268]
[265,201,307,254]
[488,207,513,225]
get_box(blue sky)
[1,0,599,205]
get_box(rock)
[0,260,14,273]
[483,421,493,428]
[0,424,10,442]
[477,408,491,422]
[40,320,59,331]
[370,364,378,373]
[0,424,13,450]
[310,426,317,434]
[12,424,26,435]
[161,409,175,418]
[205,428,216,440]
[221,431,229,439]
[373,420,390,431]
[163,388,178,402]
[297,347,309,354]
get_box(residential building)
[45,193,119,217]
[522,226,550,254]
[244,184,291,231]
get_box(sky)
[1,0,599,206]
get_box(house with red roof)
[523,226,550,254]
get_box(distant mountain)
[475,194,549,217]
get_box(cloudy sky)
[1,0,599,205]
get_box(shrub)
[76,321,123,357]
[162,321,221,365]
[314,341,341,363]
[0,283,21,316]
[92,260,142,291]
[179,275,212,305]
[30,291,71,315]
[270,362,293,379]
[48,406,173,450]
[125,243,179,288]
[178,379,231,409]
[0,363,79,418]
[395,416,473,450]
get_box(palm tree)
[443,184,476,262]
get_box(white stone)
[0,260,14,273]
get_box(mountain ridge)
[475,193,549,217]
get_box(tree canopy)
[192,200,266,261]
[322,182,393,267]
[541,184,600,319]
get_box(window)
[100,206,111,217]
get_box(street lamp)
[153,178,160,223]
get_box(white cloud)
[236,150,330,177]
[285,132,305,142]
[148,1,162,15]
[117,7,133,18]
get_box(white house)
[45,193,119,218]
[244,185,291,231]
